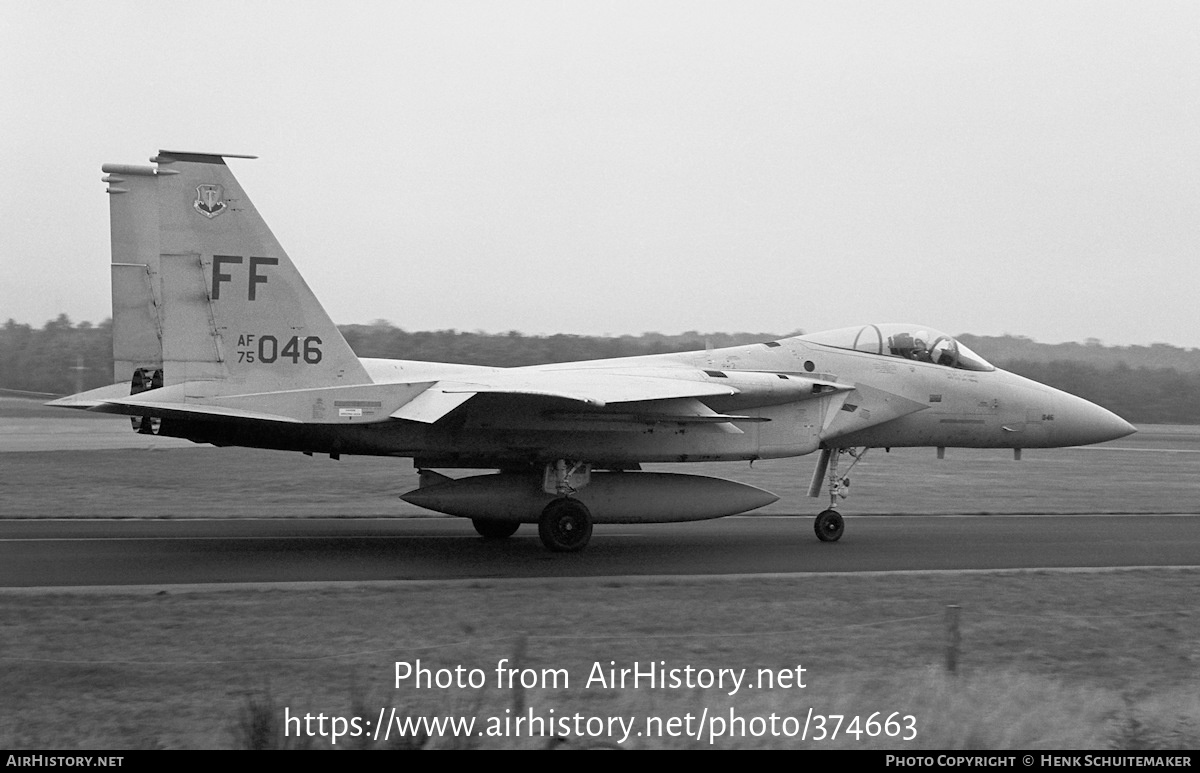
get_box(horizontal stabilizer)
[78,385,302,423]
[54,380,440,425]
[88,399,303,424]
[45,382,133,410]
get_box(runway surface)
[3,514,1198,587]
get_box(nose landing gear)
[814,509,844,542]
[807,447,869,543]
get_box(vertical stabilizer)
[103,151,371,391]
[104,164,163,380]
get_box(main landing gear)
[807,447,869,543]
[471,500,593,551]
[461,460,595,551]
[538,459,594,552]
[538,498,593,552]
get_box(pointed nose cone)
[1053,391,1137,446]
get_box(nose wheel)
[814,509,844,542]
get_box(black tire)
[472,519,520,539]
[538,499,593,552]
[814,509,844,542]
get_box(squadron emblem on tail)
[193,183,226,218]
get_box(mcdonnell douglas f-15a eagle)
[51,150,1136,551]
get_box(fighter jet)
[51,150,1136,551]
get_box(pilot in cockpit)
[911,336,930,362]
[888,332,912,358]
[889,331,932,361]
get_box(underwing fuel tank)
[401,472,779,523]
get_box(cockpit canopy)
[800,324,994,372]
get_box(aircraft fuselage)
[156,334,1130,469]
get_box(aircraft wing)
[50,367,850,427]
[390,368,849,424]
[390,372,737,423]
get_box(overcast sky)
[2,1,1198,348]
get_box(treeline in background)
[4,315,1200,425]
